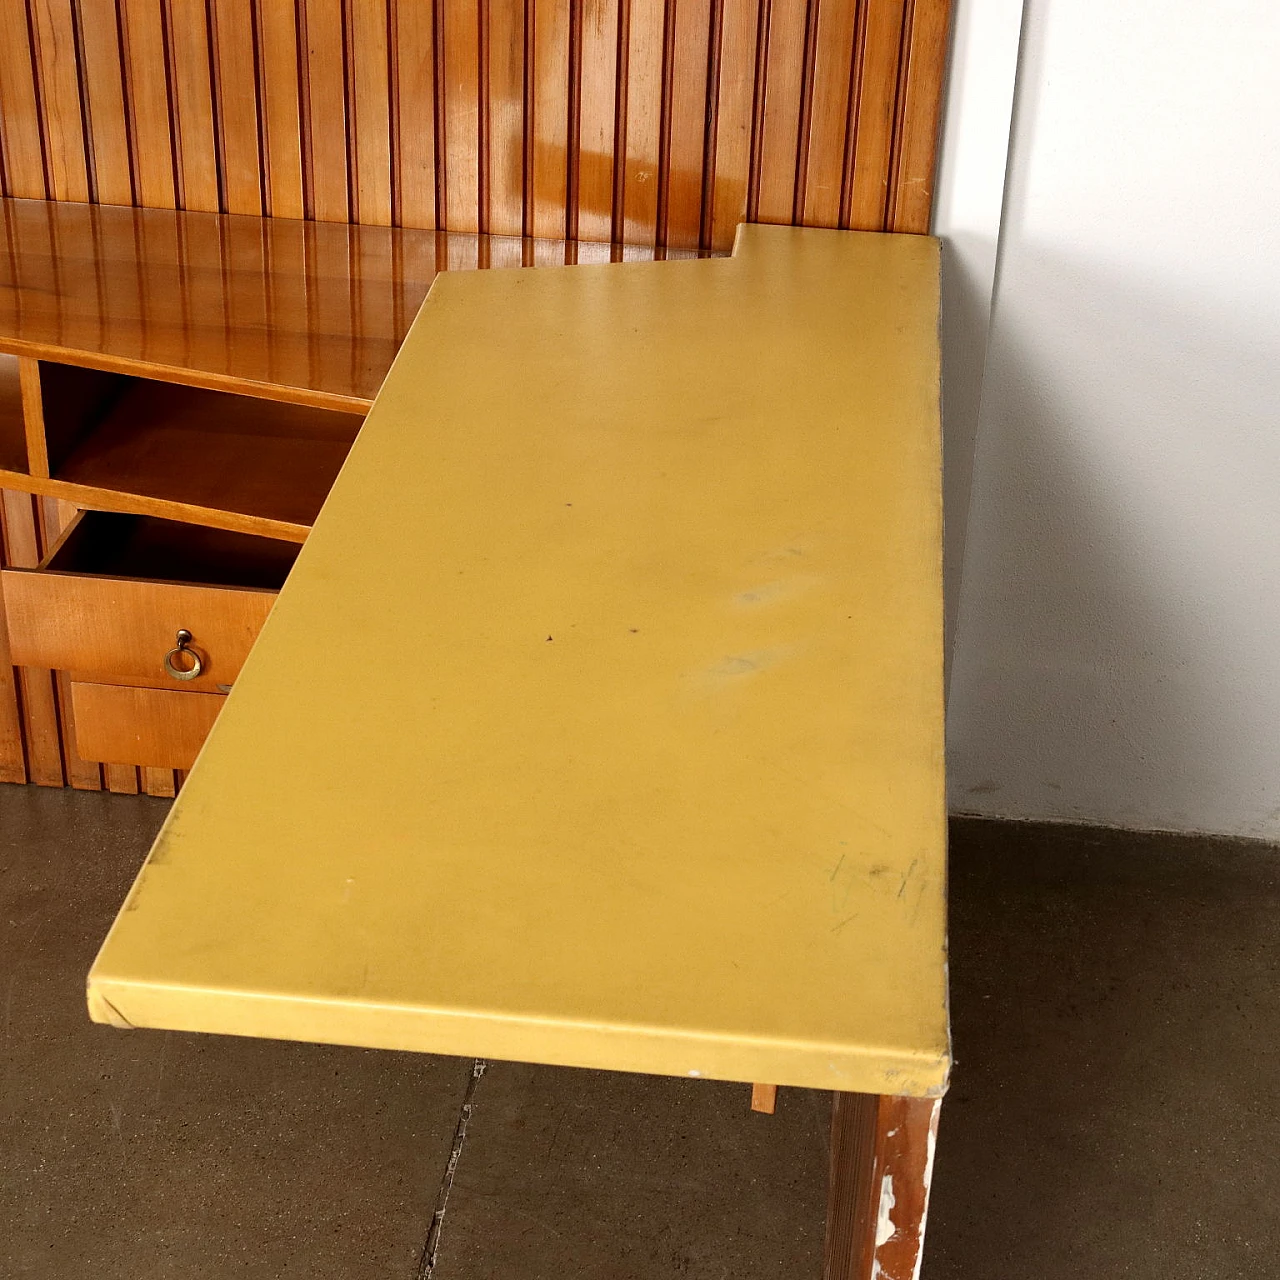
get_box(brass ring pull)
[164,629,203,681]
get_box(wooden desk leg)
[823,1091,942,1280]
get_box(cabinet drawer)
[2,511,298,693]
[70,681,225,770]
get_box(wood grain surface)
[0,198,439,410]
[0,0,950,250]
[69,680,225,771]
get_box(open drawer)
[2,510,299,695]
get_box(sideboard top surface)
[0,198,438,409]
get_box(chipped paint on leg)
[875,1173,897,1247]
[910,1103,942,1280]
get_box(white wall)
[945,0,1280,838]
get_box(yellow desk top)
[87,225,949,1097]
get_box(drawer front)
[70,681,225,769]
[1,570,274,693]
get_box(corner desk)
[86,223,949,1279]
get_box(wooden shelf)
[55,378,361,532]
[0,373,360,542]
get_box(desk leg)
[823,1091,941,1280]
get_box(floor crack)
[414,1059,489,1280]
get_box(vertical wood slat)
[708,0,757,249]
[663,0,711,251]
[350,0,392,226]
[442,0,481,233]
[28,0,91,203]
[166,0,220,212]
[844,0,906,230]
[301,0,351,222]
[1,488,63,786]
[391,0,437,228]
[487,0,524,238]
[802,0,859,227]
[0,2,48,200]
[104,762,141,794]
[753,0,807,224]
[210,0,264,216]
[886,0,950,234]
[118,0,178,208]
[258,0,306,218]
[77,0,134,206]
[620,0,663,248]
[143,765,178,797]
[575,0,618,245]
[530,0,571,240]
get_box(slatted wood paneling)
[0,0,950,250]
[0,0,951,791]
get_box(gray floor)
[1,786,1276,1278]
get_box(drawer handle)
[164,629,204,682]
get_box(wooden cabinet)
[0,319,325,786]
[0,199,431,793]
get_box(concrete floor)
[1,786,1276,1278]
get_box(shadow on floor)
[927,818,1279,1280]
[2,785,1276,1277]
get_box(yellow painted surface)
[87,225,949,1097]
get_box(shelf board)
[0,378,362,542]
[51,380,361,538]
[0,469,311,544]
[0,199,435,410]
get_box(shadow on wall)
[940,230,1000,667]
[945,246,1280,838]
